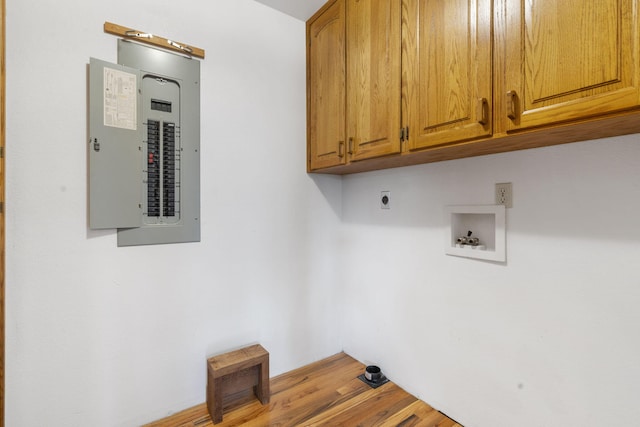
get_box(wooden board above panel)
[104,22,205,59]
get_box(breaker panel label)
[103,68,137,130]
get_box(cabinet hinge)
[0,201,3,214]
[0,146,3,158]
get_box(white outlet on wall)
[381,191,391,209]
[495,183,513,208]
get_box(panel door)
[307,0,347,171]
[89,58,142,229]
[503,0,640,131]
[403,0,493,151]
[346,0,402,161]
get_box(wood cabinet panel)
[346,0,402,161]
[504,0,640,130]
[307,0,346,171]
[404,0,493,150]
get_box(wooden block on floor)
[206,344,270,424]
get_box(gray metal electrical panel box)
[89,40,200,246]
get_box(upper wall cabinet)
[307,0,346,170]
[307,0,402,171]
[307,0,640,174]
[404,0,493,150]
[502,0,640,131]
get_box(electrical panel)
[89,40,200,246]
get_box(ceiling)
[253,0,327,21]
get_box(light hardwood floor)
[145,352,462,427]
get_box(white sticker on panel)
[103,68,137,130]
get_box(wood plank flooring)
[145,352,462,427]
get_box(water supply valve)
[455,231,484,250]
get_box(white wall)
[340,136,640,427]
[6,0,342,425]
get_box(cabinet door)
[503,0,640,131]
[346,0,402,161]
[307,0,347,171]
[404,0,493,151]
